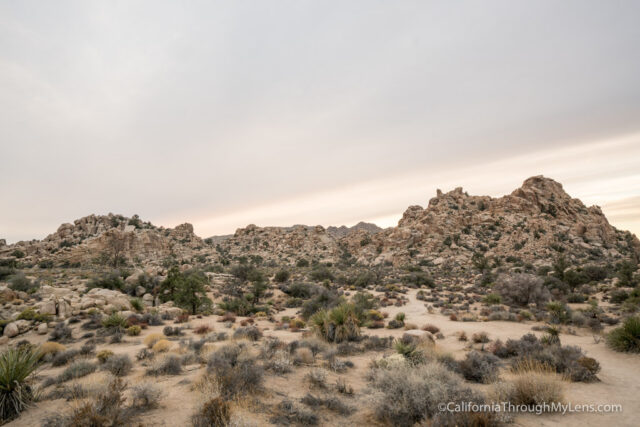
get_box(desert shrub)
[495,273,550,307]
[0,347,40,422]
[39,342,66,359]
[483,293,502,305]
[233,326,262,341]
[274,269,291,283]
[546,301,571,324]
[369,362,490,426]
[129,298,143,312]
[271,400,318,426]
[146,354,182,376]
[126,325,141,336]
[140,312,164,326]
[86,271,125,291]
[102,313,127,329]
[130,382,162,410]
[472,331,489,343]
[457,351,499,383]
[401,271,435,288]
[8,273,40,293]
[192,397,231,427]
[206,344,263,399]
[300,393,353,415]
[51,349,80,367]
[293,348,315,366]
[505,359,565,407]
[300,288,343,320]
[163,326,184,336]
[194,325,212,335]
[96,349,114,364]
[607,316,640,353]
[136,348,154,361]
[305,368,328,389]
[310,303,360,343]
[152,339,172,353]
[102,354,133,377]
[57,361,96,383]
[143,333,165,348]
[49,323,73,343]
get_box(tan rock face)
[1,176,638,274]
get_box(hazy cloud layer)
[1,1,639,242]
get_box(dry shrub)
[192,397,231,427]
[472,331,489,343]
[506,359,566,408]
[206,344,263,399]
[152,339,172,353]
[130,382,162,410]
[293,348,314,366]
[194,325,213,335]
[143,333,165,348]
[422,324,440,334]
[39,342,66,358]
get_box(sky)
[1,1,639,243]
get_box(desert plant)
[57,361,96,383]
[143,333,165,348]
[192,397,231,427]
[126,325,141,336]
[0,347,40,422]
[607,316,640,353]
[130,382,162,410]
[102,313,127,329]
[146,354,182,376]
[97,349,114,363]
[102,354,133,377]
[310,303,360,343]
[130,298,144,312]
[506,358,566,407]
[152,339,172,353]
[495,273,550,307]
[206,344,263,398]
[457,351,499,383]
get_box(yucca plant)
[0,346,40,422]
[607,316,640,353]
[311,303,360,343]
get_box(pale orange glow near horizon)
[157,132,640,239]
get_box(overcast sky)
[1,1,639,243]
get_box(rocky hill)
[1,176,638,272]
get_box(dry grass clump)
[130,382,162,410]
[500,358,566,408]
[293,348,315,366]
[305,368,328,389]
[143,333,165,348]
[39,342,66,359]
[152,339,172,353]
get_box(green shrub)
[8,273,39,293]
[483,293,502,305]
[0,347,40,422]
[274,269,290,283]
[86,271,125,291]
[310,303,360,343]
[102,313,127,329]
[130,298,143,312]
[607,316,640,353]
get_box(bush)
[233,326,262,341]
[457,351,499,383]
[51,349,80,367]
[8,273,39,293]
[152,339,172,353]
[310,303,360,343]
[274,269,290,283]
[102,354,133,377]
[0,347,40,422]
[369,362,489,426]
[126,325,141,336]
[192,397,231,427]
[495,273,550,307]
[97,349,114,363]
[607,316,640,353]
[271,400,318,426]
[102,313,127,329]
[483,293,502,305]
[130,382,162,410]
[207,344,263,398]
[505,359,565,407]
[86,271,125,291]
[146,354,182,376]
[49,323,73,343]
[39,342,66,359]
[144,333,166,348]
[300,288,343,320]
[130,298,143,312]
[300,393,353,415]
[57,361,96,383]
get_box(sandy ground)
[7,288,640,426]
